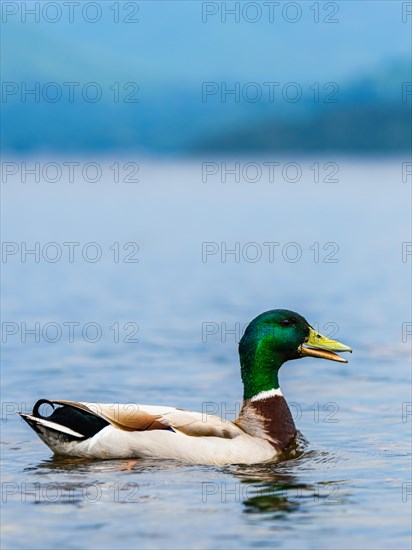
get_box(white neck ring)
[250,388,283,401]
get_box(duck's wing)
[33,399,243,439]
[159,408,242,438]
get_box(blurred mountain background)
[1,1,411,155]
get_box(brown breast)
[235,395,296,451]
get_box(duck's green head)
[239,309,352,400]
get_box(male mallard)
[20,309,351,465]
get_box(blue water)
[1,158,411,549]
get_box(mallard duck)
[20,309,351,465]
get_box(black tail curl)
[32,399,109,439]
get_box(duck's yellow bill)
[299,327,352,363]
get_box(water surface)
[2,158,411,549]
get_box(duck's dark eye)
[281,319,292,327]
